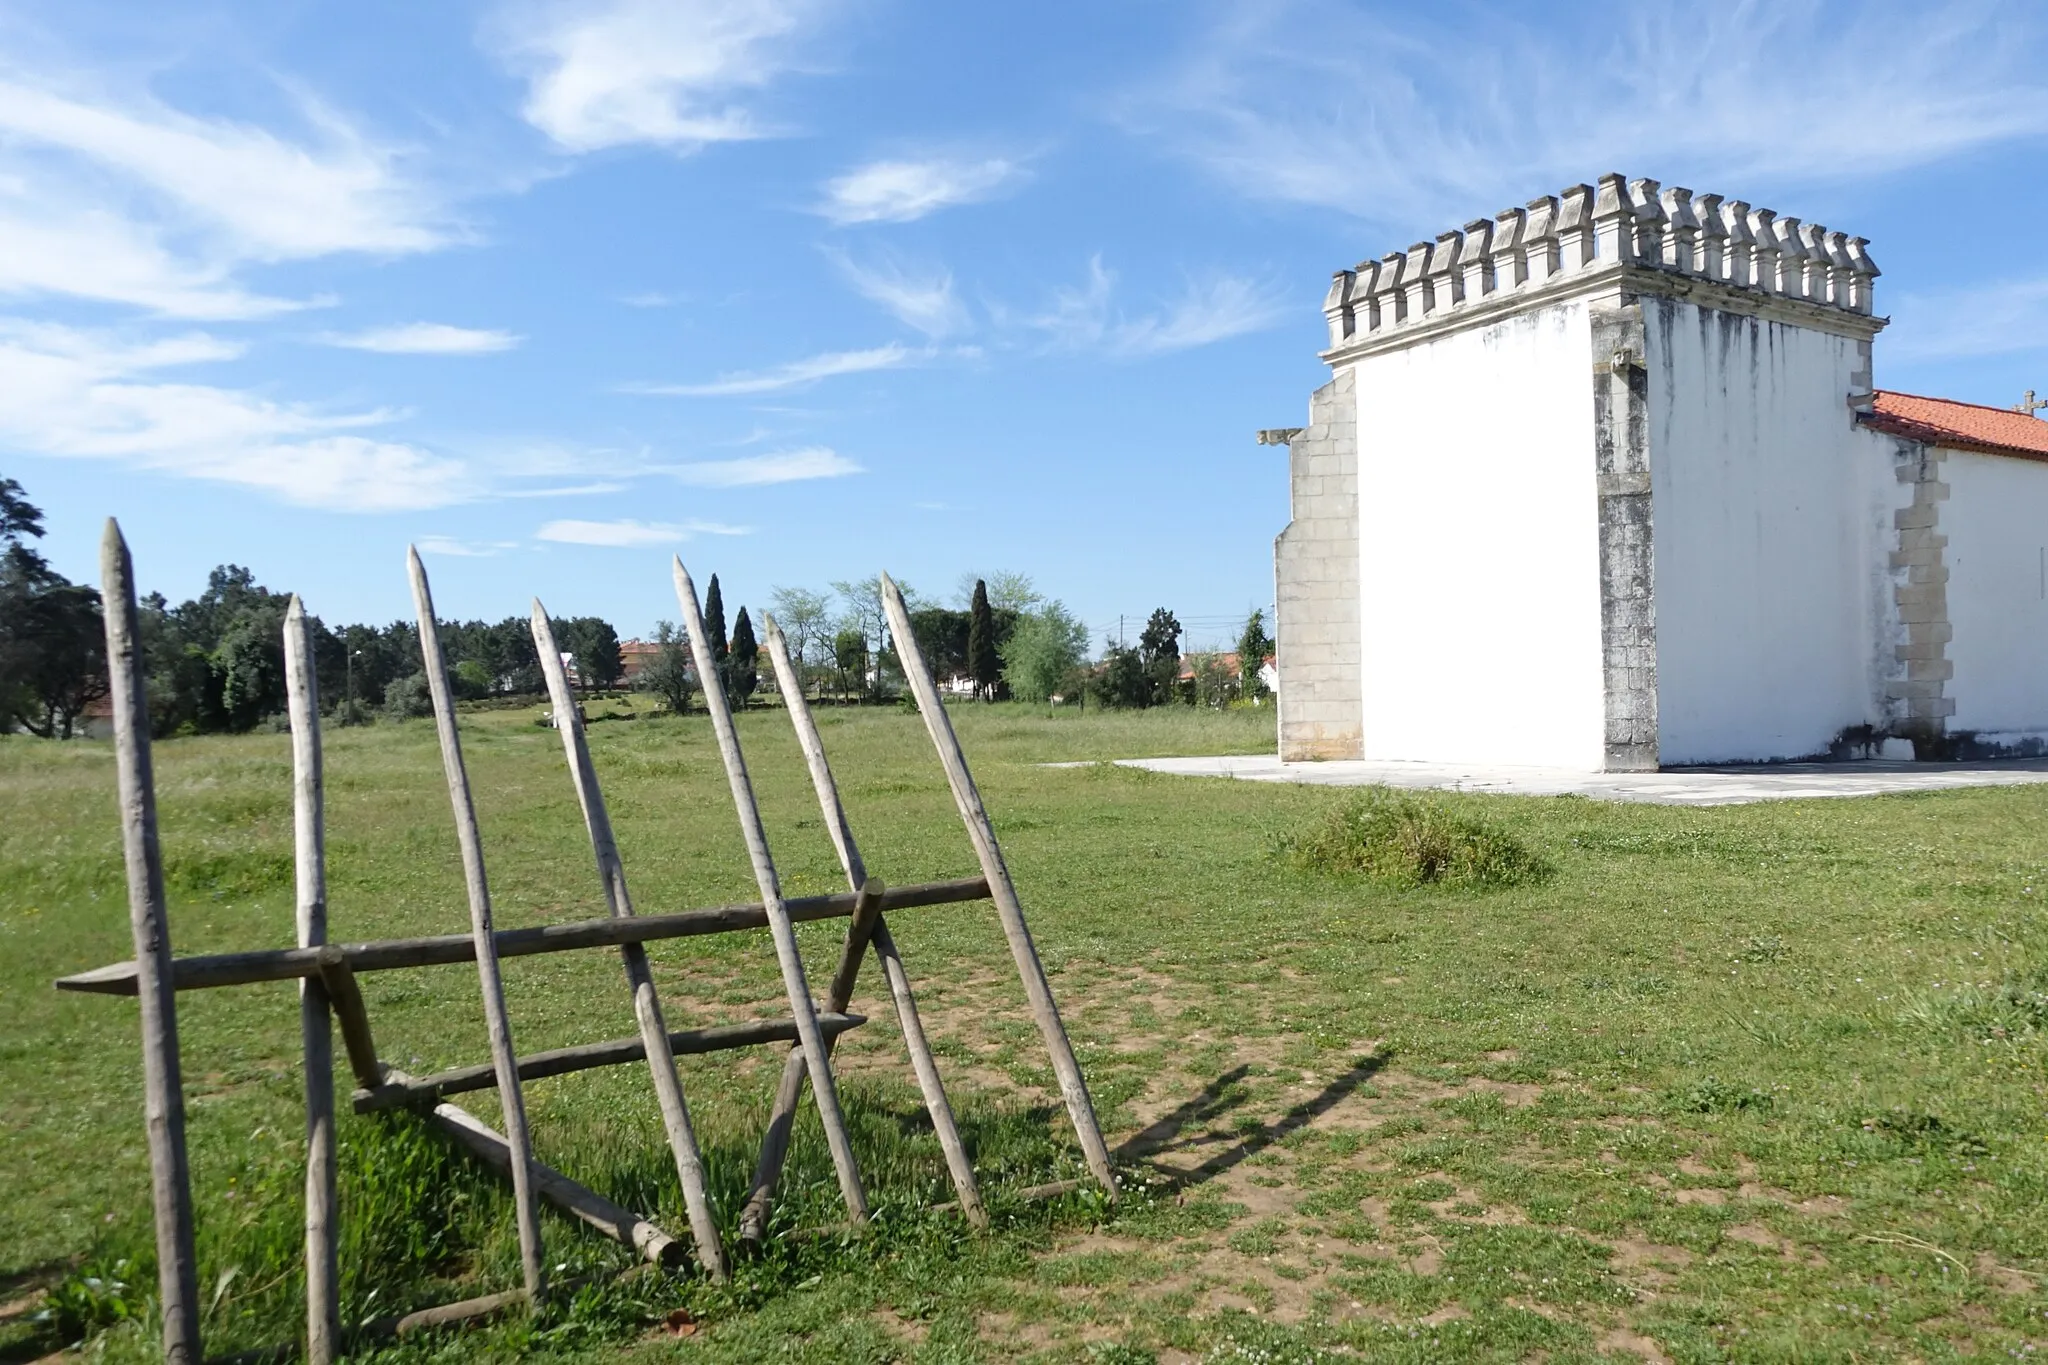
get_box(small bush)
[1278,787,1548,888]
[1666,1074,1772,1114]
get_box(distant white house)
[1272,171,2048,769]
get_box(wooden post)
[672,558,868,1225]
[532,602,729,1280]
[742,615,985,1235]
[101,521,201,1363]
[407,548,547,1301]
[879,573,1118,1198]
[283,598,339,1364]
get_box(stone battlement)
[1322,173,1880,352]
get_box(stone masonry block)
[1905,565,1950,585]
[1905,620,1954,643]
[1894,585,1946,607]
[1894,641,1947,662]
[1897,603,1945,624]
[1894,505,1940,529]
[1905,658,1954,681]
[1886,679,1946,700]
[1889,547,1943,570]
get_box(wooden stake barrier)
[409,549,547,1302]
[673,558,870,1226]
[68,544,1114,1363]
[740,615,985,1240]
[284,598,339,1363]
[533,603,730,1280]
[879,573,1119,1199]
[100,521,201,1363]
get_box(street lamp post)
[346,649,361,722]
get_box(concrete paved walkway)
[1093,753,2048,806]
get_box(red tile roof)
[1864,391,2048,461]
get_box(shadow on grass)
[1116,1052,1390,1189]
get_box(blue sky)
[5,0,2047,649]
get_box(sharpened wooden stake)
[284,598,339,1365]
[739,614,985,1238]
[880,572,1118,1199]
[101,521,201,1364]
[408,547,547,1302]
[673,558,868,1225]
[533,601,729,1280]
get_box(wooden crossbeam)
[54,878,990,996]
[356,1012,867,1112]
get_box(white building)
[1270,173,2048,769]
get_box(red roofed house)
[1269,171,2048,767]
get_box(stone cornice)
[1321,172,1883,365]
[1321,257,1886,366]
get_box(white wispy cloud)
[1116,0,2048,232]
[491,0,822,153]
[536,517,751,546]
[417,536,521,557]
[1029,257,1288,357]
[1889,278,2048,362]
[661,447,862,486]
[0,71,452,318]
[619,290,683,308]
[622,342,921,395]
[0,319,472,511]
[322,323,524,355]
[828,250,970,337]
[818,156,1022,225]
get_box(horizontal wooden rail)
[56,877,990,997]
[356,1012,867,1113]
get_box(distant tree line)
[4,474,1275,739]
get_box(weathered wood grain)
[101,520,201,1364]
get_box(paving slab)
[1083,754,2048,806]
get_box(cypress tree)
[730,607,759,708]
[967,578,999,701]
[704,574,729,665]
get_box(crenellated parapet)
[1322,172,1881,352]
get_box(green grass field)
[4,700,2047,1363]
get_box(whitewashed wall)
[1352,301,1607,768]
[1642,302,1882,764]
[1942,449,2048,741]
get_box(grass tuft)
[1277,787,1548,888]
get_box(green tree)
[637,620,695,715]
[1000,602,1088,704]
[1092,641,1151,709]
[560,617,623,693]
[1237,608,1274,702]
[704,574,729,670]
[768,586,830,693]
[1139,608,1183,705]
[832,628,868,697]
[0,477,108,739]
[729,608,759,708]
[967,579,1000,701]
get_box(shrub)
[1278,787,1547,889]
[381,672,434,720]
